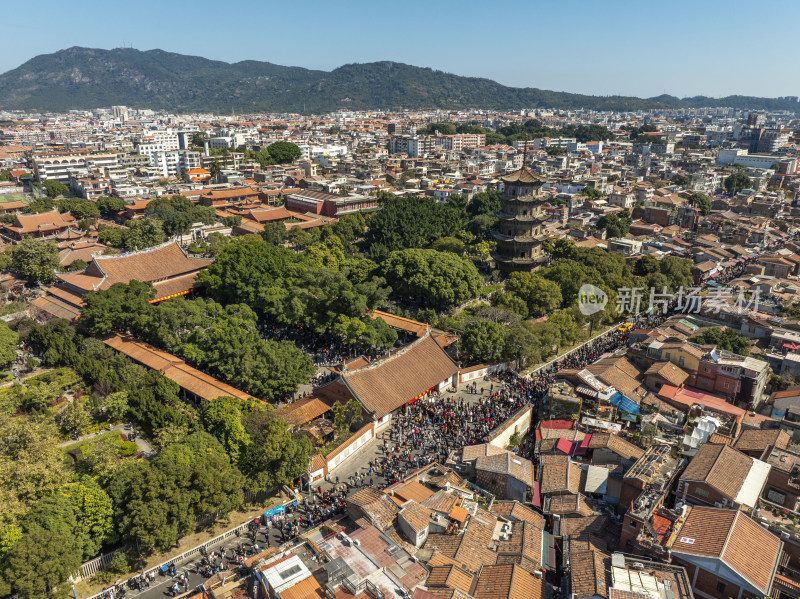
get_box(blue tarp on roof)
[609,391,642,415]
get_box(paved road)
[103,519,305,599]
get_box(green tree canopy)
[239,410,312,490]
[724,171,752,195]
[542,237,576,260]
[84,289,315,401]
[380,248,483,308]
[466,191,501,218]
[659,255,694,290]
[417,122,457,135]
[0,417,70,526]
[505,272,563,317]
[97,226,125,247]
[332,399,364,435]
[145,195,217,236]
[10,238,60,285]
[495,120,613,144]
[95,390,129,423]
[201,396,250,463]
[26,319,192,437]
[266,141,302,164]
[197,238,304,307]
[108,432,244,554]
[365,197,467,252]
[431,236,466,255]
[41,180,69,198]
[4,526,81,599]
[123,218,166,251]
[55,197,100,220]
[597,210,631,238]
[81,280,155,336]
[96,196,126,215]
[67,476,114,559]
[0,322,18,369]
[633,255,660,276]
[22,197,56,214]
[460,320,507,363]
[583,186,603,200]
[279,268,392,346]
[688,192,712,216]
[261,222,287,245]
[689,326,750,356]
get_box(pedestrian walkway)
[305,384,510,496]
[58,423,157,458]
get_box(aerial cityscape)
[2,3,800,599]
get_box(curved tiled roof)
[58,242,212,293]
[104,334,252,402]
[500,166,545,184]
[342,333,459,419]
[8,209,76,235]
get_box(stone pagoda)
[491,165,549,274]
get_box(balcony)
[495,210,547,223]
[492,252,548,266]
[490,230,538,242]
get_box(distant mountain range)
[0,47,797,114]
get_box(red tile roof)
[104,334,252,402]
[369,310,458,347]
[473,563,546,599]
[6,209,76,235]
[540,420,574,430]
[658,385,746,420]
[275,394,336,427]
[58,242,211,295]
[680,443,758,502]
[671,507,782,594]
[342,334,459,418]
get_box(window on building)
[695,487,709,498]
[716,581,726,593]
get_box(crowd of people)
[257,322,371,367]
[274,247,773,538]
[383,391,530,468]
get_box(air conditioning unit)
[781,531,790,540]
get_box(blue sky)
[3,0,798,98]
